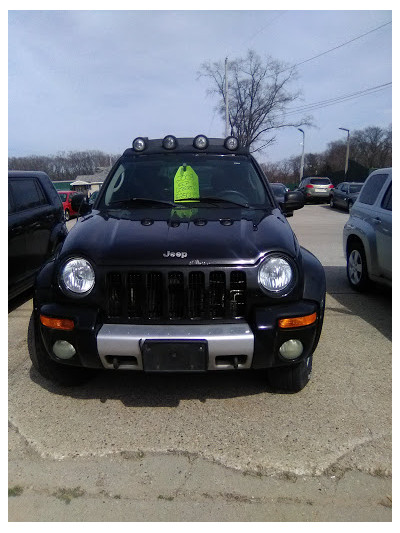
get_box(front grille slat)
[106,269,246,321]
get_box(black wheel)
[27,313,93,386]
[346,241,370,291]
[329,196,335,208]
[267,356,313,393]
[64,209,70,221]
[347,200,354,211]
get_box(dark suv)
[9,171,67,300]
[28,136,326,393]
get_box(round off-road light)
[132,137,147,152]
[224,136,239,151]
[162,135,178,150]
[53,340,76,360]
[279,339,303,360]
[193,135,209,150]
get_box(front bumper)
[36,299,323,372]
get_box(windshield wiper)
[175,196,250,208]
[108,197,177,208]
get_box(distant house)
[72,167,111,196]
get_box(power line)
[281,20,392,73]
[271,82,391,120]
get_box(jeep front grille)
[105,270,246,321]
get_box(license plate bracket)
[141,340,208,372]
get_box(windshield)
[97,154,269,209]
[349,183,363,193]
[310,178,331,185]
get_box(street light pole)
[225,57,229,137]
[298,128,305,183]
[339,127,350,178]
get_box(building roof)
[75,166,110,183]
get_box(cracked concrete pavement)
[8,205,391,521]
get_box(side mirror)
[282,191,304,212]
[71,193,91,216]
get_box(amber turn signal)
[278,312,317,329]
[40,315,74,331]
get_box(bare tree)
[199,50,311,152]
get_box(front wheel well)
[346,234,365,257]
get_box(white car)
[343,168,392,291]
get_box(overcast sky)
[8,6,392,165]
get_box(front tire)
[346,242,370,291]
[267,356,313,393]
[330,196,335,208]
[28,313,93,386]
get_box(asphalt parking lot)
[8,204,392,521]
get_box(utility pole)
[298,128,305,183]
[339,127,350,177]
[225,57,229,137]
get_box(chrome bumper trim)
[97,323,254,370]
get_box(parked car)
[88,189,99,205]
[270,183,293,217]
[297,177,333,203]
[329,182,363,211]
[28,135,325,393]
[58,190,80,220]
[8,171,67,300]
[343,168,391,291]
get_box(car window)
[381,183,392,211]
[10,178,48,212]
[349,183,363,194]
[310,178,331,185]
[358,173,388,205]
[59,193,67,202]
[8,187,15,214]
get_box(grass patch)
[8,486,23,497]
[158,495,174,501]
[53,487,85,504]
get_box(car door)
[10,177,53,275]
[336,183,347,207]
[8,183,28,289]
[375,181,392,280]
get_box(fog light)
[53,340,76,360]
[279,339,303,360]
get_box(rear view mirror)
[71,193,91,216]
[283,191,305,212]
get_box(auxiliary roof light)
[193,135,209,150]
[132,137,147,152]
[162,135,178,150]
[224,136,239,151]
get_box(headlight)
[132,137,147,152]
[258,255,294,294]
[60,258,95,295]
[162,135,178,150]
[193,135,209,150]
[224,136,239,151]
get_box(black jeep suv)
[28,136,325,392]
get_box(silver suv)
[343,168,392,291]
[297,177,333,203]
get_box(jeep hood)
[61,207,299,266]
